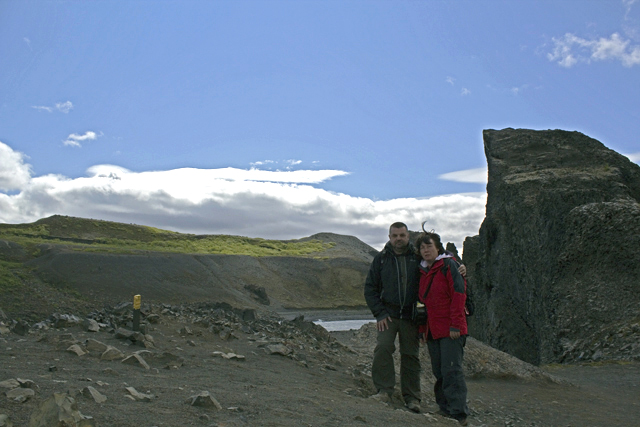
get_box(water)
[313,319,374,332]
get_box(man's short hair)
[389,222,408,234]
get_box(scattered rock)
[122,353,150,370]
[0,414,14,427]
[212,351,245,360]
[85,339,108,353]
[51,313,82,329]
[266,344,292,356]
[28,393,95,426]
[83,319,100,333]
[101,346,125,361]
[146,314,160,324]
[124,387,153,402]
[0,379,20,390]
[10,320,29,336]
[81,386,107,404]
[5,387,35,402]
[67,344,87,357]
[148,351,184,369]
[185,391,222,410]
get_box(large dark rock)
[463,128,640,365]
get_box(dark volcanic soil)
[1,306,639,427]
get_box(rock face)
[463,128,640,365]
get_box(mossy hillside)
[0,215,334,257]
[0,259,90,321]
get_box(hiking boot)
[435,409,450,418]
[405,400,420,413]
[370,391,391,404]
[453,414,468,426]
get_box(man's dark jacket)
[364,242,420,321]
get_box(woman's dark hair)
[415,232,444,255]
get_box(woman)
[416,232,469,426]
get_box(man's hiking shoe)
[405,400,420,413]
[435,409,450,417]
[370,391,391,404]
[454,414,468,426]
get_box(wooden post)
[133,294,141,332]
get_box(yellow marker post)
[133,294,141,332]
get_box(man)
[364,222,422,413]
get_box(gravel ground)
[1,306,639,427]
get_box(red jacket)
[418,255,467,339]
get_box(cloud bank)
[0,142,486,251]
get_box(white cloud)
[439,168,487,184]
[548,32,640,67]
[32,106,53,113]
[461,88,471,96]
[55,101,74,113]
[510,84,530,95]
[0,142,486,252]
[625,152,640,162]
[0,141,32,191]
[446,76,455,85]
[32,101,74,113]
[63,131,98,147]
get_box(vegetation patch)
[0,215,334,257]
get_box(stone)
[0,379,20,389]
[67,344,87,356]
[0,414,14,427]
[83,319,100,333]
[101,345,125,361]
[10,320,29,336]
[185,391,222,410]
[266,344,291,356]
[463,128,640,364]
[212,351,245,360]
[85,339,108,353]
[28,392,95,426]
[5,387,35,402]
[148,351,184,369]
[122,353,150,369]
[146,314,160,324]
[81,386,107,403]
[16,378,36,389]
[115,328,135,340]
[51,313,82,328]
[124,386,153,402]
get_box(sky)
[1,0,639,251]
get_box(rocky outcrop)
[463,128,640,365]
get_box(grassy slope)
[0,215,337,320]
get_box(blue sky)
[1,0,639,250]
